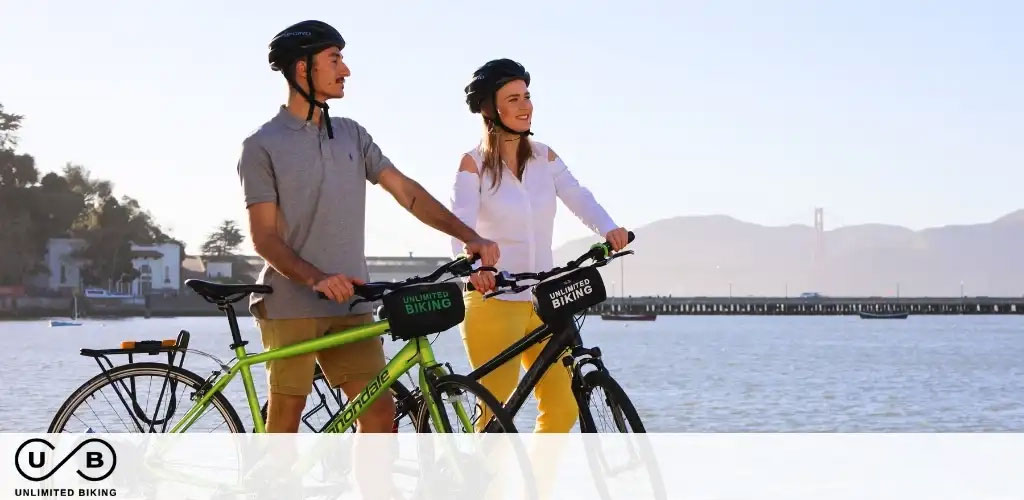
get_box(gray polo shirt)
[236,106,391,319]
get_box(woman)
[450,59,629,432]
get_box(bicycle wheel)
[577,370,666,500]
[49,362,244,433]
[577,370,644,433]
[257,371,427,433]
[415,374,517,433]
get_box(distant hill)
[554,211,1024,297]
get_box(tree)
[0,209,35,284]
[76,194,177,288]
[0,104,44,284]
[36,173,86,239]
[202,220,244,257]
[0,149,38,188]
[0,173,87,284]
[0,104,177,289]
[0,103,24,151]
[200,220,254,284]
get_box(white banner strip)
[2,433,1022,499]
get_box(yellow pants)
[460,291,578,433]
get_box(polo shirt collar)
[274,105,308,131]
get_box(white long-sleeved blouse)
[450,141,617,301]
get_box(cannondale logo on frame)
[15,438,117,482]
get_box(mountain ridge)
[554,210,1024,297]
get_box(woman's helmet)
[464,58,532,136]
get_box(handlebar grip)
[455,253,481,264]
[316,284,372,301]
[607,231,635,248]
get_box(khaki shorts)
[254,302,386,397]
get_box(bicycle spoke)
[153,374,182,433]
[70,413,94,432]
[98,383,138,432]
[81,400,113,433]
[160,378,190,432]
[145,376,153,421]
[107,375,147,432]
[206,419,229,433]
[588,386,626,433]
[51,364,241,434]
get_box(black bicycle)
[461,232,645,433]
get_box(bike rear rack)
[74,330,194,432]
[80,330,191,379]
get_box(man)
[237,20,500,432]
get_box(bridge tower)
[813,207,825,291]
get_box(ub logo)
[15,438,117,482]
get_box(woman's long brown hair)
[478,97,534,191]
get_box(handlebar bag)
[382,282,465,340]
[531,267,606,324]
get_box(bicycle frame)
[466,317,597,419]
[169,317,447,433]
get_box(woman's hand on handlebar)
[605,227,630,252]
[313,273,365,303]
[469,269,497,293]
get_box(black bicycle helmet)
[464,58,532,136]
[268,20,346,138]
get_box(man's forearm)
[253,235,325,286]
[403,180,479,243]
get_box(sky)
[2,0,1021,257]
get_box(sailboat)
[50,295,83,327]
[601,255,657,321]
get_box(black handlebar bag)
[381,282,465,340]
[531,267,607,324]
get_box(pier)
[592,297,1024,316]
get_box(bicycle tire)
[415,373,517,433]
[49,362,245,433]
[577,370,666,500]
[257,373,427,433]
[577,369,645,433]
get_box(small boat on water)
[49,295,83,327]
[49,320,83,327]
[858,311,909,320]
[601,313,657,321]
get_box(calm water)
[1,315,1022,432]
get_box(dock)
[592,297,1024,316]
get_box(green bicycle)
[48,256,516,434]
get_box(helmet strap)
[490,93,531,137]
[285,54,335,139]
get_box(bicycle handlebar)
[316,254,478,306]
[482,231,635,299]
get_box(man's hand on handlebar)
[463,237,500,267]
[313,273,365,303]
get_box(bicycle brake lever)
[348,298,371,311]
[596,250,635,267]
